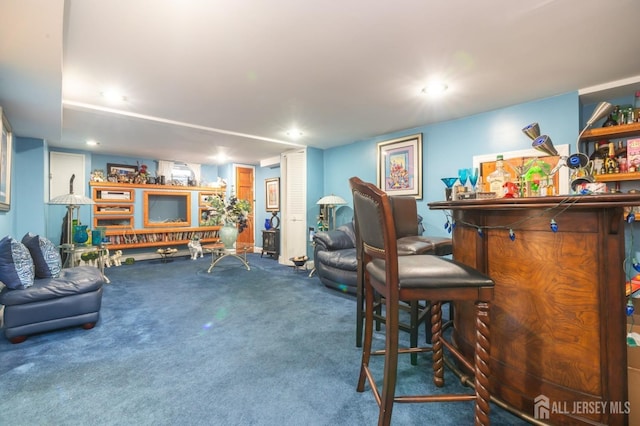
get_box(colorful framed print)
[265,177,280,212]
[376,133,422,199]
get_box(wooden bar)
[429,194,640,425]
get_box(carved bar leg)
[474,301,491,426]
[431,301,444,387]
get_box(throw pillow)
[22,233,62,278]
[0,236,35,289]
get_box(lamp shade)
[49,193,95,206]
[317,195,347,205]
[522,123,541,141]
[49,174,95,205]
[586,101,614,127]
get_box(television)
[143,191,191,227]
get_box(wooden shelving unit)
[89,182,226,250]
[577,123,640,184]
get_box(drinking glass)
[441,177,458,201]
[468,168,479,191]
[458,168,469,187]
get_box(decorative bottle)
[487,155,511,197]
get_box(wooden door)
[235,165,255,252]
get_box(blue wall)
[321,92,579,237]
[4,90,630,251]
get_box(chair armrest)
[313,230,355,251]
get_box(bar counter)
[429,194,640,425]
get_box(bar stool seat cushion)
[367,255,494,289]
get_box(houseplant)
[201,194,252,249]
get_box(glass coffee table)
[202,243,251,272]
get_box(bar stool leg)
[430,301,445,387]
[357,280,376,392]
[474,301,491,426]
[379,296,400,426]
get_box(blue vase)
[73,225,89,244]
[264,218,272,230]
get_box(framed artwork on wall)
[0,108,13,211]
[376,133,422,199]
[265,177,280,212]
[107,163,138,176]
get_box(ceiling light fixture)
[100,90,127,103]
[286,129,303,139]
[421,82,448,97]
[86,139,99,146]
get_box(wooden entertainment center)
[90,182,225,250]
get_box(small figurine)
[188,237,203,260]
[503,181,518,198]
[110,250,123,266]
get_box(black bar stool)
[350,176,495,426]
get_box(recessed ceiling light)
[421,82,448,97]
[100,90,127,103]
[86,139,99,146]
[286,129,303,139]
[209,153,228,164]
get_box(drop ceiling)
[1,0,639,165]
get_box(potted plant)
[201,194,252,248]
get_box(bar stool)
[355,195,453,366]
[350,176,494,426]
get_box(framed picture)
[107,163,138,176]
[0,108,13,211]
[376,133,422,199]
[265,177,280,212]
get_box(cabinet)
[579,122,640,183]
[89,182,225,250]
[92,186,135,229]
[261,229,279,258]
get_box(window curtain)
[157,160,173,181]
[185,163,201,186]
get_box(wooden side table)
[203,243,251,272]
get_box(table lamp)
[316,194,347,230]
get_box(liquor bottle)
[487,155,511,197]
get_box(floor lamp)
[317,194,347,231]
[49,174,95,248]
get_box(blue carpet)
[0,254,529,425]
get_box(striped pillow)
[0,236,35,289]
[22,233,62,278]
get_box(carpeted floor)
[0,253,529,425]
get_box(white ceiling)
[1,0,640,166]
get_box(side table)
[61,244,110,284]
[203,243,251,272]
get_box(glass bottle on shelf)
[487,155,511,197]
